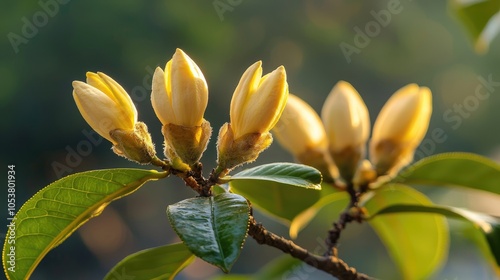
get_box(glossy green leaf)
[360,184,449,280]
[229,163,322,224]
[368,204,500,267]
[229,181,321,225]
[230,162,322,189]
[392,152,500,195]
[449,0,500,53]
[167,193,250,273]
[2,169,167,280]
[104,242,195,280]
[289,191,349,239]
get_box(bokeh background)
[2,1,500,279]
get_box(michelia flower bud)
[151,48,208,127]
[73,72,156,163]
[151,48,211,166]
[274,94,328,155]
[229,61,288,139]
[369,84,432,175]
[321,81,370,182]
[273,94,338,182]
[216,61,288,174]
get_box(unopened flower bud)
[370,84,432,175]
[73,72,156,163]
[216,62,288,173]
[321,81,370,182]
[273,94,338,182]
[229,61,288,139]
[151,48,208,127]
[151,49,211,166]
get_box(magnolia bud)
[273,94,338,182]
[370,84,432,175]
[321,81,370,182]
[229,61,288,139]
[216,62,288,173]
[274,94,328,155]
[151,49,211,166]
[72,72,155,164]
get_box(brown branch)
[248,216,374,280]
[324,184,359,256]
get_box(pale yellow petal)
[234,65,288,138]
[230,61,262,135]
[151,66,176,125]
[96,72,138,125]
[170,48,208,126]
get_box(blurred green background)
[1,0,500,279]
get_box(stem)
[324,183,361,257]
[150,156,169,169]
[248,216,373,280]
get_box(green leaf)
[449,0,500,53]
[360,184,449,280]
[392,152,500,195]
[229,181,321,225]
[289,191,349,239]
[230,162,322,189]
[167,193,250,273]
[229,163,322,224]
[104,242,195,280]
[2,168,167,280]
[368,204,500,267]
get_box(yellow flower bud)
[151,49,211,166]
[273,94,328,155]
[151,48,208,127]
[229,61,289,139]
[273,94,338,182]
[73,72,137,144]
[370,84,432,175]
[216,62,288,173]
[73,72,156,163]
[321,81,370,182]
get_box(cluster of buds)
[72,49,288,174]
[72,47,431,188]
[273,81,432,187]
